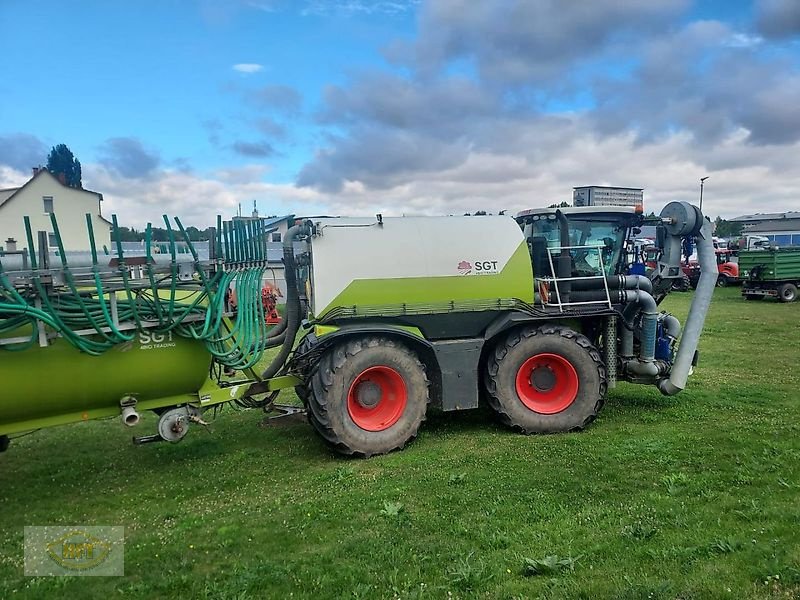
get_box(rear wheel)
[778,283,798,303]
[308,337,429,457]
[672,273,691,292]
[484,325,606,433]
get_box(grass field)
[1,287,799,598]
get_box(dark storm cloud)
[296,0,800,194]
[592,21,800,147]
[98,137,160,178]
[297,127,470,192]
[0,133,48,172]
[246,84,302,114]
[755,0,800,39]
[231,140,276,157]
[388,0,690,83]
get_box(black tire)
[0,435,8,453]
[778,283,798,303]
[484,325,606,433]
[672,273,691,292]
[744,294,763,301]
[716,274,729,288]
[308,337,429,457]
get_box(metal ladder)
[543,244,613,312]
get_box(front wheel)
[716,274,729,288]
[307,337,429,457]
[778,283,798,303]
[484,325,607,433]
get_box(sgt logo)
[25,526,124,576]
[139,330,176,350]
[458,260,499,275]
[47,530,110,571]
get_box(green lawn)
[1,288,799,598]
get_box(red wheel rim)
[515,353,579,414]
[347,366,407,431]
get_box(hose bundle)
[0,212,292,370]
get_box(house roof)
[0,170,110,227]
[0,188,18,207]
[748,221,800,233]
[730,211,800,222]
[0,169,104,210]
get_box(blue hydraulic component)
[655,322,673,362]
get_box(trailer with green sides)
[739,246,800,302]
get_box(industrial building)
[573,186,643,208]
[730,211,800,246]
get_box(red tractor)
[682,248,739,288]
[642,246,738,290]
[261,284,282,324]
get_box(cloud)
[755,0,800,39]
[82,164,324,228]
[245,84,302,114]
[302,0,420,16]
[97,137,160,178]
[0,133,47,172]
[201,118,224,146]
[231,140,276,157]
[387,0,690,84]
[293,2,800,219]
[254,117,287,139]
[232,63,265,74]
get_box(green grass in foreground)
[1,287,799,599]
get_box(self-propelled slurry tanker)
[0,202,716,457]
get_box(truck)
[0,201,717,457]
[739,246,800,302]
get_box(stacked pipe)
[0,212,287,370]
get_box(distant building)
[573,186,643,208]
[0,168,111,252]
[731,211,800,246]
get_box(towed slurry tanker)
[0,202,716,456]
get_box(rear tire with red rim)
[308,336,429,457]
[484,325,606,433]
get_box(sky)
[1,0,799,228]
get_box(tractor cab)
[515,206,644,279]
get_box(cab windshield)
[525,217,627,277]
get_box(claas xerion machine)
[0,202,717,457]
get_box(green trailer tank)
[739,246,800,302]
[0,212,302,452]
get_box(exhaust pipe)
[658,212,715,395]
[121,405,140,427]
[120,396,140,426]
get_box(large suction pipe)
[570,274,652,294]
[621,289,660,376]
[245,222,310,396]
[658,216,715,395]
